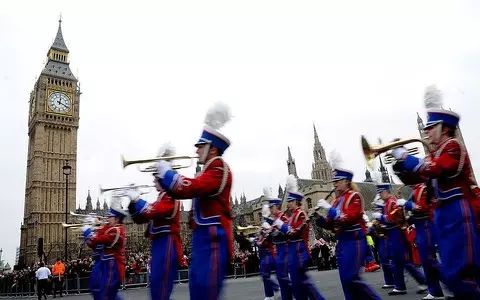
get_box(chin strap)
[198,143,211,165]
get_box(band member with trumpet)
[395,182,444,299]
[256,219,280,300]
[272,174,325,300]
[78,214,107,300]
[125,143,184,300]
[261,196,293,300]
[371,183,427,295]
[389,85,480,298]
[314,168,381,300]
[154,102,234,300]
[83,198,127,300]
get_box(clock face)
[48,92,71,113]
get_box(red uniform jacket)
[256,230,276,257]
[406,138,480,229]
[409,184,436,221]
[382,196,404,226]
[286,207,310,254]
[130,192,184,265]
[88,224,126,281]
[161,156,234,260]
[406,226,421,265]
[271,211,290,245]
[331,190,366,233]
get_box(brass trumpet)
[361,136,429,164]
[121,155,198,170]
[70,211,105,219]
[99,184,154,194]
[236,225,261,236]
[384,148,420,164]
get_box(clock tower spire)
[20,18,81,266]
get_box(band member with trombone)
[371,183,427,295]
[126,143,184,300]
[272,174,325,300]
[83,199,127,300]
[261,193,293,300]
[389,85,480,298]
[256,217,280,300]
[395,182,444,300]
[314,168,381,300]
[154,102,234,300]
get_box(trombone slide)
[122,155,198,170]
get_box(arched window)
[306,198,312,209]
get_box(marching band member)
[370,196,395,289]
[256,220,280,300]
[126,144,184,300]
[314,168,381,300]
[154,102,234,300]
[391,85,480,298]
[273,174,325,300]
[83,199,127,300]
[396,183,443,299]
[262,198,293,300]
[84,216,107,300]
[371,183,427,295]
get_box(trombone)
[121,155,198,171]
[99,184,155,194]
[361,135,429,165]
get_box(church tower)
[19,18,81,265]
[286,147,298,178]
[311,123,332,182]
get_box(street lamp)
[62,160,72,261]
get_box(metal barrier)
[0,265,254,297]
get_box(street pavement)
[15,269,435,299]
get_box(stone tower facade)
[311,124,332,182]
[20,19,81,265]
[286,146,298,178]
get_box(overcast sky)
[1,0,479,265]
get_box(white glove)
[391,147,408,160]
[82,225,91,232]
[155,160,172,179]
[273,218,284,228]
[372,212,382,220]
[85,216,97,224]
[125,189,141,202]
[315,199,332,210]
[261,222,271,230]
[261,204,271,218]
[396,199,407,206]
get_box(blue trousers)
[150,234,179,300]
[414,218,443,297]
[259,249,279,297]
[365,244,375,264]
[386,227,426,290]
[435,198,480,298]
[336,232,381,300]
[189,225,228,300]
[274,243,293,300]
[377,237,394,286]
[287,241,325,300]
[100,259,122,300]
[89,258,102,300]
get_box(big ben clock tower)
[19,18,80,265]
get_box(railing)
[0,265,258,297]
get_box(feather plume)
[204,101,232,130]
[285,174,298,193]
[424,85,444,109]
[328,149,343,169]
[263,187,272,199]
[157,142,176,158]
